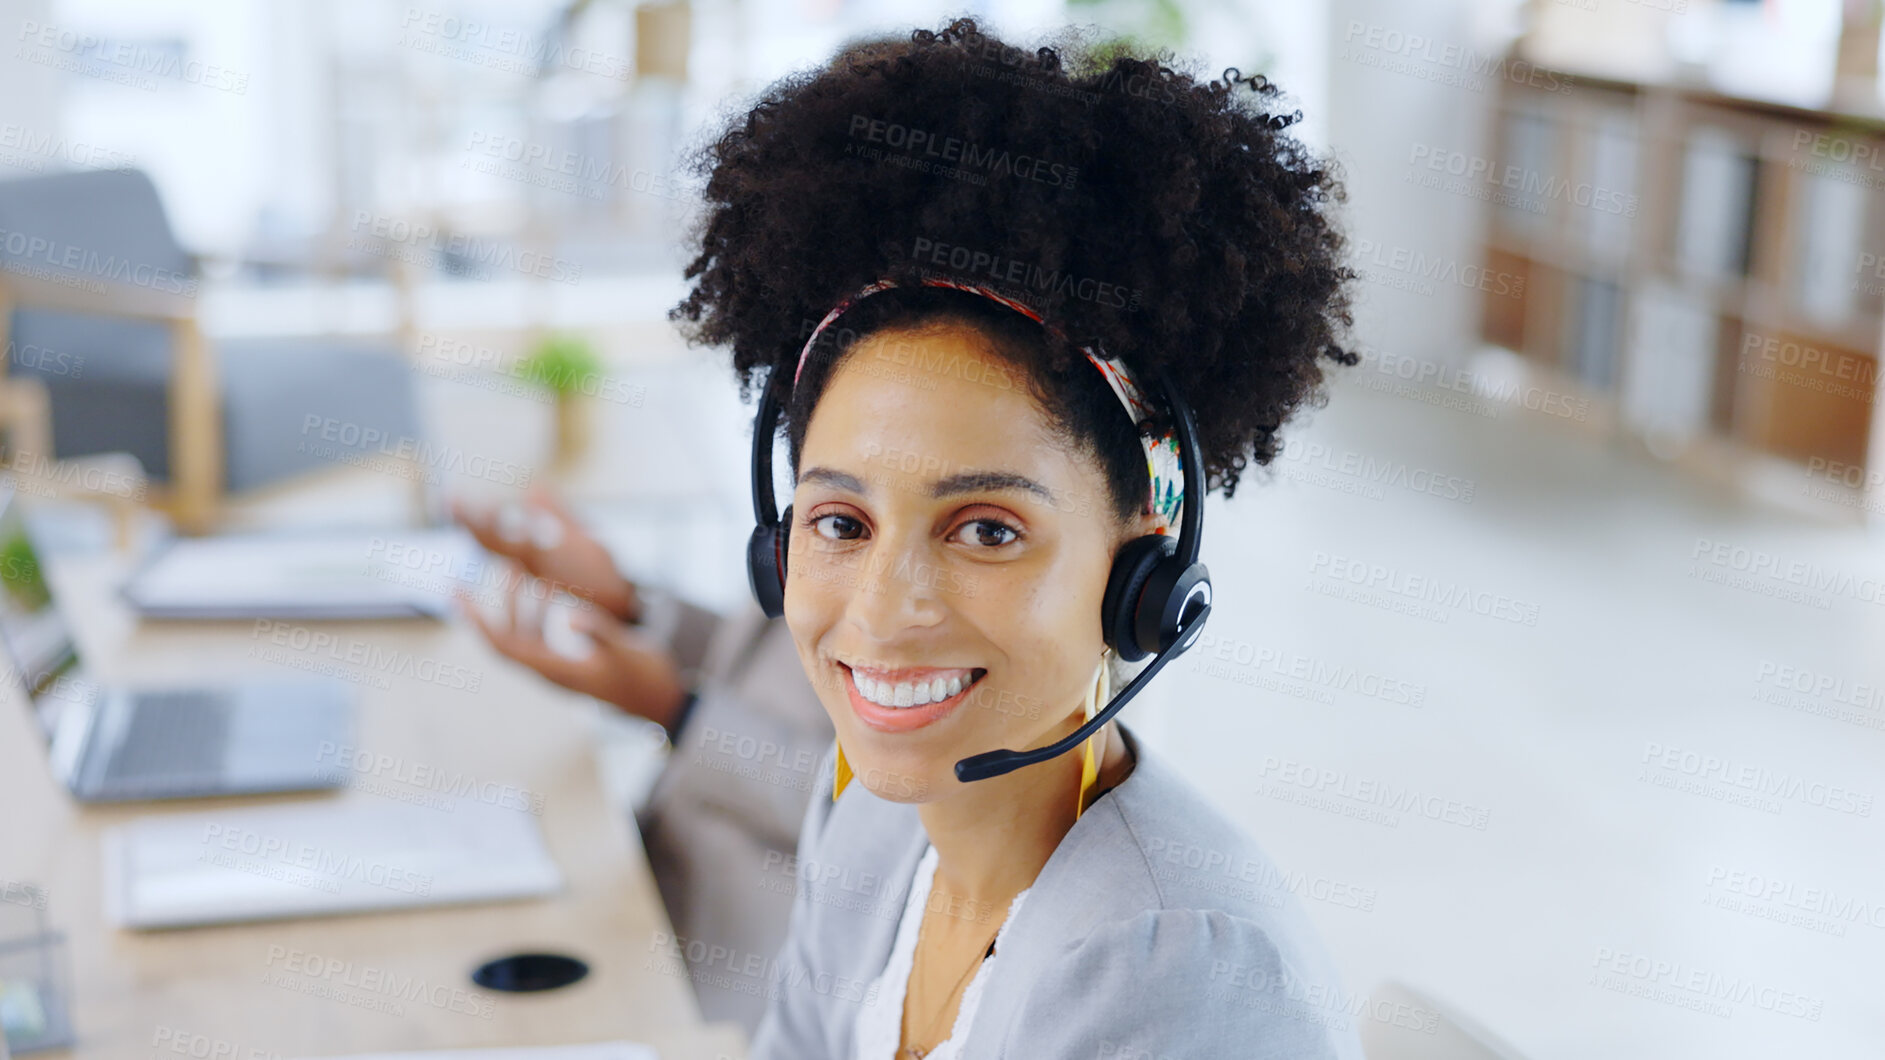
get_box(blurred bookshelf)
[1479,66,1885,523]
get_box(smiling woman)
[672,17,1358,1060]
[795,319,1128,769]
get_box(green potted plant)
[516,333,604,468]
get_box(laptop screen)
[0,489,94,740]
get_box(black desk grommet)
[472,952,590,992]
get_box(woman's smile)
[838,660,989,732]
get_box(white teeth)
[850,668,978,709]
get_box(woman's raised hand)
[450,487,640,623]
[456,569,689,730]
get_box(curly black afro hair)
[672,17,1355,523]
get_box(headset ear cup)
[1135,558,1210,655]
[1101,535,1175,662]
[745,503,792,620]
[745,526,784,619]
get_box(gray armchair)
[0,168,419,531]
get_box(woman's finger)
[460,587,533,664]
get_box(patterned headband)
[792,278,1183,532]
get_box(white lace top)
[852,844,1032,1060]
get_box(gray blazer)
[750,726,1366,1059]
[633,590,834,1033]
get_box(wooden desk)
[0,545,748,1060]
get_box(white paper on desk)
[289,1044,659,1060]
[103,790,562,928]
[121,528,479,619]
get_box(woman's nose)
[840,539,950,641]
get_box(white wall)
[1326,0,1510,369]
[0,0,66,179]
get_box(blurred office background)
[1,0,1882,1058]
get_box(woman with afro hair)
[673,18,1362,1059]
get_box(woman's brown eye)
[813,514,865,540]
[955,519,1017,547]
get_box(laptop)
[119,529,467,620]
[0,488,354,802]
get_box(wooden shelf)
[1477,59,1885,521]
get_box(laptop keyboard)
[99,691,234,794]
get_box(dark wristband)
[664,689,700,744]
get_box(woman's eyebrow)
[931,470,1057,504]
[797,466,868,493]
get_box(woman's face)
[785,321,1141,803]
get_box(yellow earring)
[833,741,854,801]
[1074,654,1108,821]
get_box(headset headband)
[792,278,1185,535]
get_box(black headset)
[745,336,1212,783]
